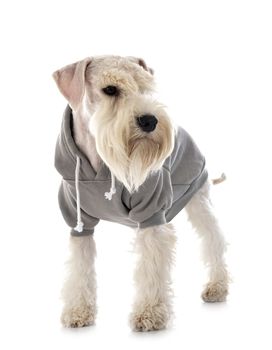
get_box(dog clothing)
[55,105,208,236]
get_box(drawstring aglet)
[74,221,84,233]
[104,188,116,200]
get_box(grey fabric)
[55,105,208,236]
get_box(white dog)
[53,55,229,331]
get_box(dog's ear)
[52,58,91,110]
[128,57,154,75]
[137,58,154,75]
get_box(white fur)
[89,95,174,193]
[130,223,177,331]
[53,55,230,331]
[61,235,97,327]
[60,55,173,193]
[185,180,230,302]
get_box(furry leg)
[61,235,97,327]
[130,223,176,331]
[185,180,230,302]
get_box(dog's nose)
[137,115,158,132]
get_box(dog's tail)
[212,173,226,185]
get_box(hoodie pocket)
[65,179,130,222]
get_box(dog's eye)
[102,86,119,96]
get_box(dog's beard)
[90,99,174,193]
[127,130,172,191]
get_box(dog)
[53,55,229,331]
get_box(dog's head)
[53,55,174,192]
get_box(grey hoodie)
[55,106,208,236]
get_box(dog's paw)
[130,302,170,332]
[61,303,96,328]
[201,281,228,303]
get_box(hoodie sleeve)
[58,181,99,236]
[128,168,173,229]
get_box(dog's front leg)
[185,180,230,302]
[130,223,176,332]
[61,235,97,327]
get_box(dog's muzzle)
[137,114,158,132]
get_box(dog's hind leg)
[185,180,230,302]
[61,235,97,327]
[130,223,176,331]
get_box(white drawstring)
[104,171,116,200]
[74,156,84,232]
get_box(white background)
[0,0,272,349]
